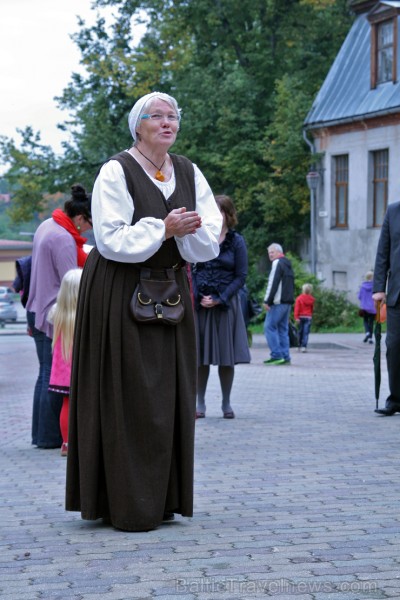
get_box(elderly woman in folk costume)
[66,91,222,532]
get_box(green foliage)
[258,75,311,250]
[312,287,359,331]
[0,202,37,239]
[286,253,319,297]
[0,0,354,283]
[0,179,9,193]
[0,128,60,222]
[249,252,360,333]
[288,253,359,331]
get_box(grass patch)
[249,320,386,335]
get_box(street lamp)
[306,170,320,276]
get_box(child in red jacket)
[294,283,315,352]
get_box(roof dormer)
[368,2,400,87]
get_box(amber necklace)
[135,147,166,182]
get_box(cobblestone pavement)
[1,328,399,600]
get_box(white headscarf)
[128,92,181,142]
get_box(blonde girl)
[48,268,82,456]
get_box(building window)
[370,12,398,88]
[372,149,388,227]
[377,21,394,83]
[332,271,347,293]
[334,155,348,228]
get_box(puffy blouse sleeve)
[92,158,222,264]
[174,164,222,263]
[92,159,167,263]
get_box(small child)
[294,283,315,352]
[48,269,82,456]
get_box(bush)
[312,287,359,331]
[247,252,360,332]
[286,253,360,331]
[286,252,319,298]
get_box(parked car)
[0,286,14,302]
[0,301,18,327]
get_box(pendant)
[155,170,165,182]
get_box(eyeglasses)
[141,113,179,122]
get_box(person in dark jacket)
[373,202,400,416]
[13,255,32,308]
[357,270,376,344]
[191,195,250,419]
[263,243,295,365]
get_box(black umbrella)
[373,302,382,411]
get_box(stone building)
[303,0,400,302]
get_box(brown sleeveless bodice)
[109,151,196,269]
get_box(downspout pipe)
[303,127,315,159]
[303,128,317,276]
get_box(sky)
[0,0,118,158]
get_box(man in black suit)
[373,201,400,415]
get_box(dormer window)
[369,5,399,88]
[377,20,394,83]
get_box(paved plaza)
[1,321,399,599]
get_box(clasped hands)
[200,295,220,308]
[164,207,202,239]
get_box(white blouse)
[92,151,222,264]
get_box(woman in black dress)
[192,195,250,419]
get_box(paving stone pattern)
[1,330,399,599]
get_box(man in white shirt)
[263,243,295,365]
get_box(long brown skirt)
[65,248,196,531]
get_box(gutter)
[302,129,315,154]
[304,105,400,131]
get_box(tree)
[0,127,59,222]
[1,0,354,292]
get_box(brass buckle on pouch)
[137,292,152,306]
[130,267,185,325]
[165,295,181,306]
